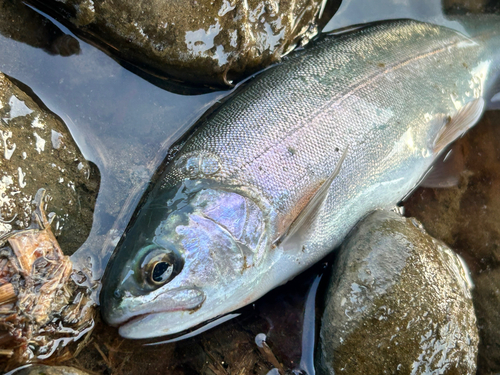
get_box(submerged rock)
[472,268,500,375]
[443,0,498,14]
[317,210,478,375]
[28,0,340,88]
[0,72,99,255]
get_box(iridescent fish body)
[101,16,500,338]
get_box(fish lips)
[119,309,208,339]
[104,287,206,331]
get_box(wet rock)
[0,0,80,57]
[11,364,91,375]
[28,0,340,88]
[442,0,499,15]
[317,210,478,375]
[0,72,99,255]
[404,110,500,375]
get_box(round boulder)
[317,210,478,375]
[29,0,340,88]
[0,72,99,255]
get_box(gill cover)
[101,179,269,334]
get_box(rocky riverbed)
[0,0,498,374]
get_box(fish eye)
[151,261,173,284]
[138,245,184,288]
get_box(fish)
[101,16,500,339]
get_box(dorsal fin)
[274,146,349,248]
[433,97,484,154]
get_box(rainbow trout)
[101,17,500,338]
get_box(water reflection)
[0,0,80,56]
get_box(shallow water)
[0,0,498,373]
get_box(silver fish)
[101,17,500,339]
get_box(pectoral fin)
[275,146,349,248]
[433,97,484,154]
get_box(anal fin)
[433,97,484,154]
[485,71,500,110]
[275,145,349,248]
[488,92,500,110]
[420,143,465,188]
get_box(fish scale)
[102,17,500,339]
[174,21,475,226]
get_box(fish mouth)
[105,287,206,329]
[118,309,208,339]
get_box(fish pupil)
[152,261,172,283]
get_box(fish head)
[101,179,269,339]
